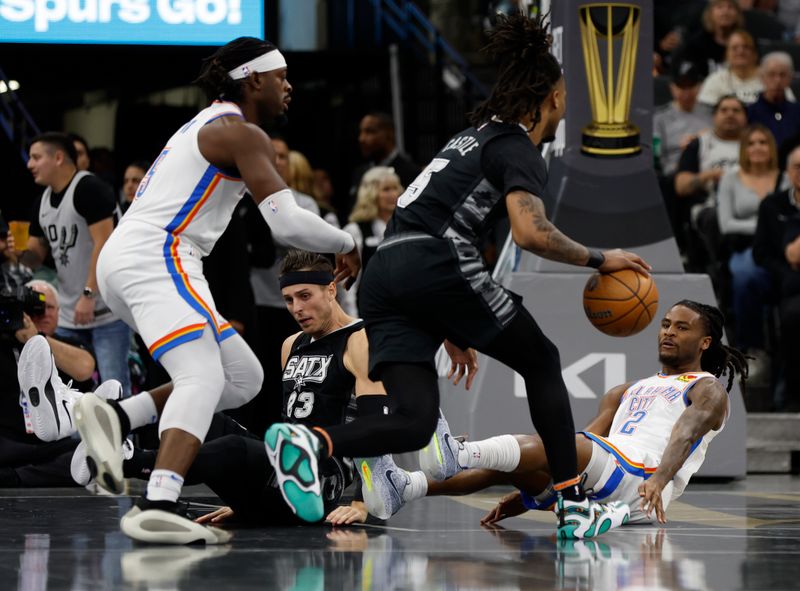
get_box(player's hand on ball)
[638,478,667,524]
[599,249,652,277]
[480,490,527,525]
[443,340,478,390]
[335,246,361,290]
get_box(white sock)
[119,391,158,430]
[403,470,428,502]
[460,435,521,472]
[146,469,184,503]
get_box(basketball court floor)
[1,474,799,590]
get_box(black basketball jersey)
[281,320,364,428]
[387,121,549,249]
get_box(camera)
[0,287,46,333]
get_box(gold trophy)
[579,3,641,157]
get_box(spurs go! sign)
[0,0,263,45]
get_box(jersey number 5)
[397,158,450,209]
[287,391,315,419]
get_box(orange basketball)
[583,270,659,337]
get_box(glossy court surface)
[1,475,799,590]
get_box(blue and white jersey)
[121,101,248,257]
[608,371,727,497]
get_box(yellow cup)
[8,221,30,250]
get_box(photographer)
[0,280,97,488]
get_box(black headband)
[279,271,334,289]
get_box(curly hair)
[470,12,562,127]
[194,37,278,102]
[674,300,748,393]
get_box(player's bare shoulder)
[198,115,275,168]
[686,375,729,430]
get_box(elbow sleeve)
[258,189,355,254]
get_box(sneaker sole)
[74,393,124,494]
[121,507,232,545]
[18,335,60,441]
[264,424,323,523]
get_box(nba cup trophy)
[438,0,745,480]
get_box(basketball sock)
[460,435,521,472]
[554,476,585,502]
[119,391,158,432]
[403,470,428,502]
[146,469,184,503]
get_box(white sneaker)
[121,499,232,545]
[74,392,125,494]
[18,335,83,441]
[71,437,134,487]
[418,410,465,481]
[356,455,409,520]
[556,497,630,539]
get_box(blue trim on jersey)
[151,328,206,361]
[581,432,655,480]
[688,436,703,457]
[205,112,245,125]
[163,166,217,234]
[589,465,625,500]
[218,326,238,342]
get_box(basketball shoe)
[418,409,466,481]
[121,497,232,545]
[264,423,324,522]
[71,437,134,487]
[556,496,630,539]
[356,455,409,520]
[74,391,127,494]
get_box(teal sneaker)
[264,423,323,522]
[556,496,630,539]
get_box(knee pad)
[217,335,264,411]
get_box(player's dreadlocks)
[194,37,278,102]
[676,300,749,393]
[470,12,562,128]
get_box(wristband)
[586,250,605,269]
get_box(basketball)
[583,270,659,337]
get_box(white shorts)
[581,432,673,524]
[97,220,235,361]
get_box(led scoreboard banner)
[0,0,263,45]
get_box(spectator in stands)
[120,160,149,213]
[675,96,747,270]
[67,133,91,172]
[289,150,339,227]
[653,1,706,75]
[341,166,403,316]
[0,280,98,488]
[655,61,711,254]
[773,0,800,39]
[25,132,132,397]
[698,30,763,108]
[748,53,800,155]
[753,145,800,410]
[673,0,744,78]
[717,125,784,382]
[739,0,786,42]
[346,112,419,223]
[313,168,338,222]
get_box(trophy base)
[581,123,641,157]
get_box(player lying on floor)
[27,252,450,541]
[358,301,747,533]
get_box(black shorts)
[359,234,520,380]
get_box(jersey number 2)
[397,158,450,208]
[619,411,647,435]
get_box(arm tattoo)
[514,193,588,265]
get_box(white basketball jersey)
[608,371,727,497]
[121,101,248,257]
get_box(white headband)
[228,49,287,80]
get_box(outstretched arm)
[506,191,651,274]
[639,378,728,523]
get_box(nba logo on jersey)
[268,199,278,213]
